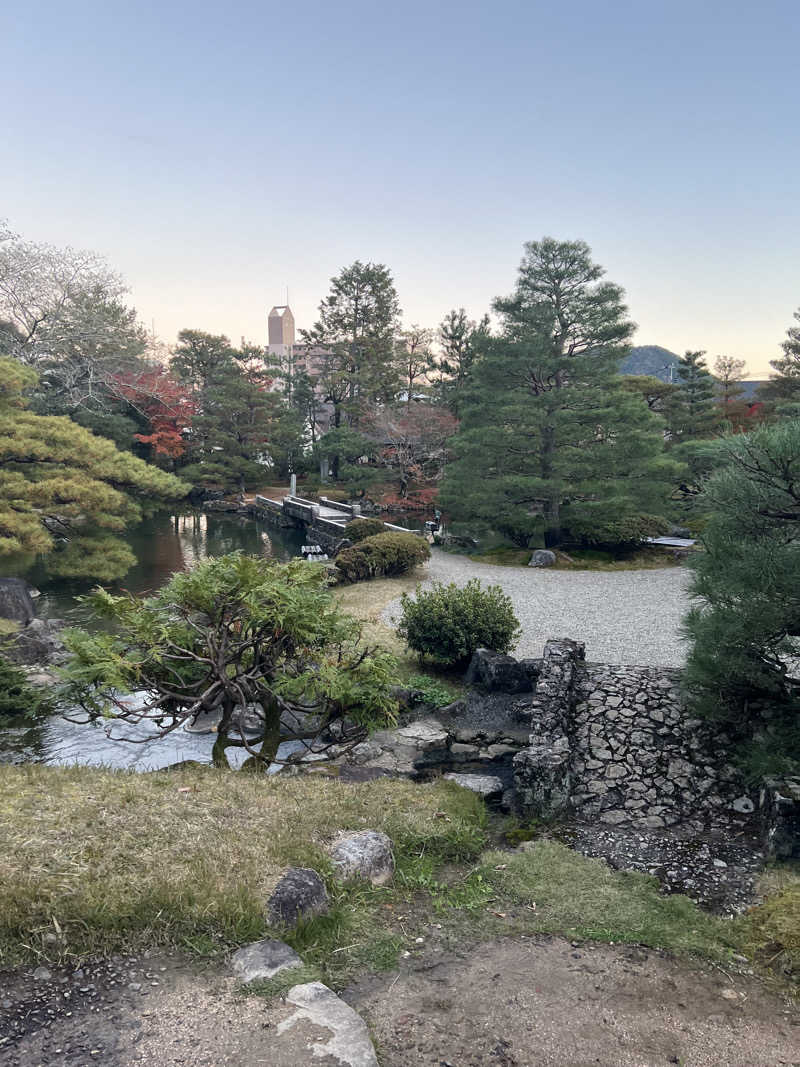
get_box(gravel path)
[382,549,693,667]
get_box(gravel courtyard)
[382,549,693,667]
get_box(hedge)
[344,517,387,542]
[335,532,430,583]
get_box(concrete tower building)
[267,305,295,361]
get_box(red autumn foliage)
[115,367,196,458]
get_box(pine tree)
[0,356,187,579]
[668,351,717,440]
[683,420,800,773]
[440,238,677,548]
[431,308,489,414]
[757,306,800,416]
[301,261,401,429]
[713,354,748,428]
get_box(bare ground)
[2,938,797,1067]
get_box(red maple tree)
[115,367,196,458]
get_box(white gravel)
[382,549,694,667]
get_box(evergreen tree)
[177,342,301,492]
[713,354,749,428]
[757,305,800,416]
[431,308,489,414]
[683,420,800,774]
[441,238,677,547]
[301,261,401,473]
[0,356,187,579]
[668,351,717,440]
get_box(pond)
[1,510,308,769]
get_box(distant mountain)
[620,345,681,383]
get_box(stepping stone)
[231,939,303,983]
[444,772,504,799]
[183,708,222,734]
[276,981,378,1067]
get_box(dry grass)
[332,567,463,695]
[0,764,484,969]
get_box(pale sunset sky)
[2,0,798,377]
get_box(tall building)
[267,305,295,361]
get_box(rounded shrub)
[344,516,386,542]
[335,532,430,583]
[397,579,520,666]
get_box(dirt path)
[348,937,799,1067]
[2,938,797,1066]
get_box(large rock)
[0,578,35,623]
[5,618,67,666]
[464,649,537,693]
[528,549,557,568]
[444,772,504,799]
[276,982,379,1067]
[231,938,303,983]
[329,830,394,885]
[268,868,329,927]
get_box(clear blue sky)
[3,0,798,375]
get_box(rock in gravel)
[231,939,303,983]
[529,549,557,568]
[329,830,395,886]
[444,773,504,799]
[268,867,329,927]
[32,966,52,981]
[277,981,378,1067]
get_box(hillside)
[620,345,681,382]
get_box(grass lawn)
[1,764,797,993]
[332,567,464,697]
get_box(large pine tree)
[440,238,677,548]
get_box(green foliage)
[0,355,188,578]
[398,578,520,665]
[334,532,430,583]
[405,674,456,709]
[441,238,677,548]
[757,305,800,416]
[60,552,398,769]
[0,655,51,719]
[566,512,669,548]
[172,333,304,491]
[682,421,800,773]
[344,517,386,542]
[667,350,717,440]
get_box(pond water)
[1,510,307,769]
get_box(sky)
[2,0,798,377]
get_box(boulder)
[329,830,394,885]
[231,938,303,983]
[464,649,536,693]
[268,868,329,927]
[444,772,504,799]
[5,618,67,666]
[528,549,556,568]
[0,578,35,623]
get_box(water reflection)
[8,510,306,628]
[1,509,307,767]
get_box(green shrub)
[335,532,430,583]
[567,512,669,549]
[398,579,520,666]
[405,675,457,709]
[344,517,386,542]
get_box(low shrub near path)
[335,531,430,583]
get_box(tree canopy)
[683,420,800,774]
[60,553,398,769]
[441,238,677,547]
[0,356,188,579]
